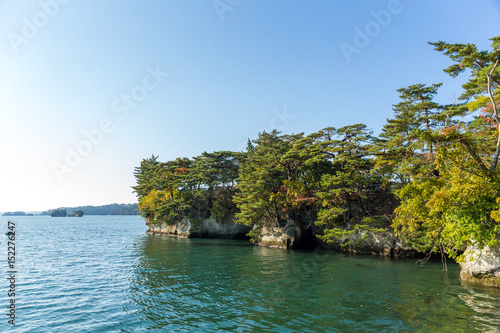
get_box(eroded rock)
[146,215,251,239]
[460,244,500,288]
[257,220,318,249]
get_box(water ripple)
[1,216,500,332]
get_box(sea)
[0,215,499,332]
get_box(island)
[41,203,139,216]
[133,35,500,289]
[50,209,67,217]
[2,211,29,216]
[68,210,84,217]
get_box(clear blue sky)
[0,0,499,212]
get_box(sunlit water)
[1,215,499,332]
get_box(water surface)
[1,216,499,332]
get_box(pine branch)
[487,60,500,171]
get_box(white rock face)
[259,224,301,248]
[147,218,192,237]
[146,215,251,239]
[460,244,500,288]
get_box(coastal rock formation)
[460,244,500,288]
[147,214,415,257]
[326,230,416,258]
[258,222,317,249]
[146,215,251,239]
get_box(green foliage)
[135,126,389,242]
[132,155,161,199]
[375,83,447,185]
[234,130,306,227]
[211,188,237,223]
[134,151,243,225]
[391,35,500,258]
[247,226,262,243]
[234,126,390,243]
[318,228,355,246]
[361,216,388,228]
[314,124,382,230]
[429,36,500,174]
[429,38,500,100]
[393,165,500,259]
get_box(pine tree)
[392,36,500,259]
[376,83,444,185]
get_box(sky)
[0,0,499,212]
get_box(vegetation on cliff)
[133,152,242,225]
[134,35,500,260]
[391,37,500,259]
[233,126,390,241]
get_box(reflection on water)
[125,234,500,332]
[459,285,500,332]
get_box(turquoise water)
[1,216,499,332]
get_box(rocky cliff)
[147,212,416,258]
[460,244,500,288]
[258,222,317,249]
[257,223,415,257]
[146,214,251,239]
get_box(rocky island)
[135,35,500,288]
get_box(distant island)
[50,209,84,217]
[3,203,139,216]
[2,211,34,216]
[69,210,84,217]
[41,203,139,216]
[50,209,68,217]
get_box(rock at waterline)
[460,244,500,288]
